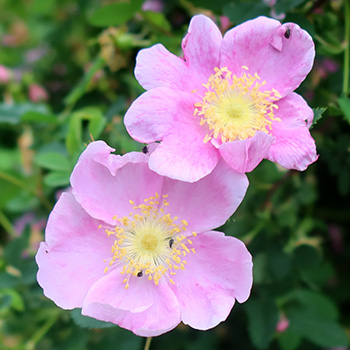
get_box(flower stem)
[0,210,18,238]
[343,0,350,94]
[144,337,152,350]
[0,171,52,211]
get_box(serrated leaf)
[288,307,348,347]
[70,309,115,329]
[35,152,71,171]
[89,1,143,27]
[338,96,350,123]
[312,107,326,128]
[291,290,339,320]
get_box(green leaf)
[278,329,302,350]
[190,0,233,11]
[224,2,269,25]
[141,11,171,32]
[65,107,106,155]
[35,152,71,171]
[89,0,143,27]
[0,103,50,124]
[21,111,58,124]
[312,107,327,128]
[70,309,115,329]
[338,96,350,123]
[291,290,339,320]
[44,171,70,187]
[288,307,348,347]
[64,58,105,106]
[245,297,279,349]
[274,0,306,14]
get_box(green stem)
[0,210,18,237]
[343,0,350,94]
[144,337,152,350]
[25,311,61,350]
[0,171,52,211]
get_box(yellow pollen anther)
[102,193,196,290]
[194,67,281,143]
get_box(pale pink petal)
[161,159,248,233]
[135,44,195,92]
[35,193,111,309]
[71,141,163,225]
[148,128,220,183]
[181,15,222,84]
[124,87,197,144]
[82,272,181,337]
[221,17,315,98]
[219,131,274,173]
[135,15,222,93]
[267,93,318,170]
[171,231,253,330]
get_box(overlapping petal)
[71,141,163,225]
[82,270,181,337]
[36,193,110,309]
[219,131,274,173]
[267,92,318,170]
[161,160,248,233]
[171,231,253,329]
[221,17,315,98]
[124,87,197,143]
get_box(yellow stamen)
[102,193,197,289]
[194,66,281,143]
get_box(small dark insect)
[45,250,48,253]
[142,146,149,154]
[169,238,174,248]
[137,270,143,277]
[304,119,308,123]
[284,28,291,39]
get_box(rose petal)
[82,272,181,337]
[71,141,163,224]
[221,17,315,98]
[36,193,110,309]
[135,15,222,93]
[267,92,318,170]
[171,231,253,330]
[161,159,248,233]
[219,131,274,173]
[148,127,220,183]
[124,87,197,144]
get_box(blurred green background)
[0,0,349,349]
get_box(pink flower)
[125,15,318,182]
[36,141,252,336]
[0,65,10,84]
[276,314,289,332]
[29,83,48,102]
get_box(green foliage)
[0,0,349,349]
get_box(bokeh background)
[0,0,349,349]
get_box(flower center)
[194,66,281,143]
[101,193,196,289]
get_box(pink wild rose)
[35,141,253,337]
[124,15,318,182]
